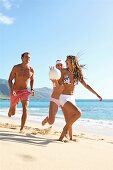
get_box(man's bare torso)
[11,64,34,90]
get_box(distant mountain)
[30,87,52,100]
[0,79,9,98]
[0,78,52,100]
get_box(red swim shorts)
[10,89,31,106]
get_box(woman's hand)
[97,94,102,101]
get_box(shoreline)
[0,114,113,138]
[0,116,113,170]
[0,115,113,170]
[0,115,113,140]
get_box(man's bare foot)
[8,107,16,117]
[42,117,48,126]
[20,127,25,133]
[8,111,11,117]
[20,129,24,133]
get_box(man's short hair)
[21,52,30,58]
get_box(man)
[8,52,34,131]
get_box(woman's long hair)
[67,55,85,84]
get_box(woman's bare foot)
[58,127,68,141]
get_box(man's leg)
[8,94,18,117]
[20,100,29,131]
[8,105,16,117]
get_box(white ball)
[49,67,61,80]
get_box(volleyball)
[49,67,61,80]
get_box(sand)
[0,116,113,170]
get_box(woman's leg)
[42,101,58,125]
[59,102,81,141]
[61,106,72,140]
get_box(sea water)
[0,99,113,137]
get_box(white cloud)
[0,13,14,24]
[0,0,12,10]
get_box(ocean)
[0,99,113,137]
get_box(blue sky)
[0,0,113,99]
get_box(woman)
[58,55,102,141]
[42,59,64,126]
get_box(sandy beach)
[0,116,113,170]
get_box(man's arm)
[8,66,16,94]
[30,68,34,96]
